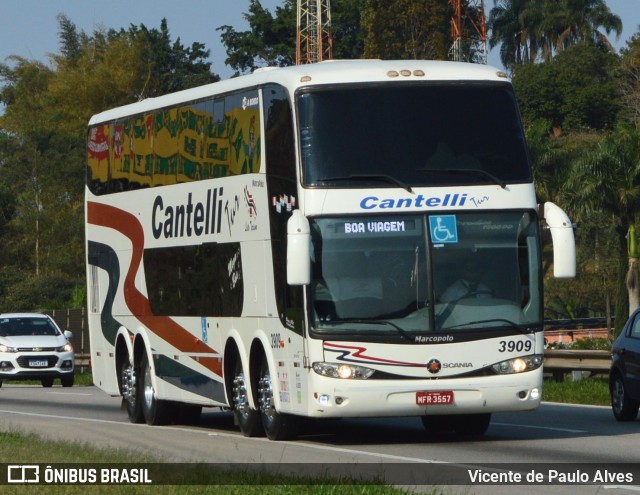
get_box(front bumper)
[0,351,74,381]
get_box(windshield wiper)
[317,174,413,193]
[444,318,533,334]
[326,319,417,342]
[418,168,506,189]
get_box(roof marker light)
[300,75,312,83]
[387,70,399,78]
[413,70,425,77]
[400,69,411,77]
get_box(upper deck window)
[298,82,531,189]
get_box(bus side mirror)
[287,209,311,285]
[543,202,576,278]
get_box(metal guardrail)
[543,349,611,381]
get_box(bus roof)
[88,59,509,125]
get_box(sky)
[0,0,639,80]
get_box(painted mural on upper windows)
[87,90,261,195]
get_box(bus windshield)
[309,212,541,337]
[298,83,530,188]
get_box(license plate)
[416,390,454,405]
[29,360,48,368]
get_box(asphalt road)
[1,384,639,494]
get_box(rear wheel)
[232,359,263,437]
[140,352,174,425]
[611,373,639,421]
[120,355,144,424]
[258,354,297,441]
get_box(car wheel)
[611,373,639,421]
[139,352,174,425]
[257,354,297,440]
[41,378,54,388]
[61,375,74,388]
[231,359,264,437]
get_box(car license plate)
[29,360,48,368]
[416,390,454,405]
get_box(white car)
[0,313,74,387]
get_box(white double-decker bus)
[86,60,575,440]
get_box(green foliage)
[0,17,218,312]
[513,42,620,133]
[362,0,451,60]
[218,0,364,75]
[488,0,622,71]
[542,377,610,406]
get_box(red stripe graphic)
[87,201,222,377]
[324,342,424,367]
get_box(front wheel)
[421,413,490,436]
[61,375,74,388]
[139,352,174,425]
[258,354,297,440]
[41,378,54,388]
[611,373,639,421]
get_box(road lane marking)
[493,422,587,434]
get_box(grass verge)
[542,377,610,406]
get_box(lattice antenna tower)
[449,0,488,64]
[296,0,333,65]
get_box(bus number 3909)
[498,340,532,353]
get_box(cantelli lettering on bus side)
[152,187,224,239]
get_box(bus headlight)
[492,355,542,374]
[312,362,375,379]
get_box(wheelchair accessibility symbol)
[429,215,458,244]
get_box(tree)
[218,0,297,75]
[513,42,619,133]
[487,0,622,71]
[618,33,640,128]
[218,0,364,76]
[0,16,219,311]
[362,0,451,60]
[566,126,640,334]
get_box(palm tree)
[487,0,622,69]
[566,126,640,334]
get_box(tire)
[139,352,174,425]
[257,354,297,440]
[61,375,74,388]
[41,378,54,388]
[421,415,457,433]
[120,355,144,424]
[231,359,264,437]
[454,413,491,436]
[611,373,639,421]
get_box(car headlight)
[0,344,17,353]
[492,354,543,374]
[56,343,73,352]
[312,362,375,379]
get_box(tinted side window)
[144,243,243,317]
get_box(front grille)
[16,355,59,368]
[16,347,57,352]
